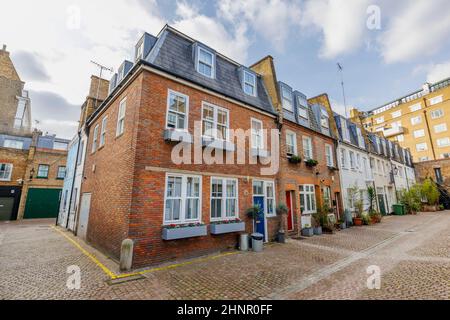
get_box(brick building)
[0,45,31,135]
[0,130,69,220]
[81,26,280,267]
[251,57,342,231]
[0,45,69,221]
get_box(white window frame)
[91,124,99,153]
[325,144,334,167]
[397,135,404,142]
[201,102,230,141]
[0,163,13,181]
[341,118,350,142]
[57,166,66,179]
[116,98,126,137]
[413,129,425,138]
[375,116,384,124]
[349,151,356,170]
[299,184,316,215]
[37,164,49,178]
[391,110,402,119]
[252,180,276,218]
[197,47,215,78]
[416,143,428,152]
[437,137,450,148]
[286,130,297,156]
[99,116,108,148]
[409,103,422,112]
[210,177,239,221]
[411,116,422,126]
[243,70,257,97]
[166,90,189,131]
[302,136,313,160]
[298,106,308,120]
[281,86,293,112]
[356,127,365,148]
[430,109,444,119]
[135,42,144,61]
[340,148,348,169]
[434,123,447,133]
[251,118,264,149]
[163,173,202,225]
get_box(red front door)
[286,191,294,231]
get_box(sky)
[1,0,450,139]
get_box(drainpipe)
[423,100,436,160]
[390,160,399,204]
[65,130,82,229]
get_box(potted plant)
[338,218,346,229]
[246,205,261,231]
[353,199,364,226]
[369,210,382,224]
[276,204,289,243]
[301,224,314,237]
[362,213,371,225]
[367,186,376,214]
[288,155,302,164]
[398,185,422,215]
[305,159,319,167]
[312,212,323,236]
[420,179,440,212]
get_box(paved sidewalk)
[0,212,449,300]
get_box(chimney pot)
[2,44,6,51]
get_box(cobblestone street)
[1,212,449,300]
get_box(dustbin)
[393,204,405,216]
[251,233,264,252]
[239,233,249,251]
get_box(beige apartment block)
[351,78,450,163]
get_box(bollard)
[120,239,134,271]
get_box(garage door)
[23,188,62,219]
[0,197,15,221]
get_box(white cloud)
[217,0,302,51]
[173,1,250,62]
[301,0,371,59]
[330,98,348,118]
[425,61,450,83]
[379,0,450,63]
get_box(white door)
[78,193,91,240]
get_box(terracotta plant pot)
[353,218,363,226]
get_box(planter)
[313,226,322,235]
[210,222,246,235]
[162,225,207,240]
[277,231,286,243]
[301,228,314,237]
[423,204,438,212]
[353,218,363,226]
[288,156,302,164]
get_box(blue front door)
[253,196,265,240]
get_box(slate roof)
[145,27,276,116]
[280,84,333,138]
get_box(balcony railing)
[383,126,405,138]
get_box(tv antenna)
[337,63,348,118]
[90,60,113,106]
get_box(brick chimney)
[78,75,110,128]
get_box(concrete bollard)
[120,239,134,271]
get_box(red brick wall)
[82,73,143,259]
[278,120,342,232]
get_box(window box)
[251,148,270,158]
[210,220,245,235]
[288,155,302,164]
[327,166,338,171]
[162,224,207,240]
[164,129,192,144]
[202,137,236,152]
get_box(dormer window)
[197,47,215,78]
[243,70,256,96]
[281,86,293,112]
[320,109,329,129]
[135,42,144,61]
[297,95,309,120]
[341,118,350,142]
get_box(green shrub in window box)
[305,159,319,167]
[288,155,302,164]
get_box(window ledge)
[164,129,193,144]
[162,224,207,240]
[202,138,235,152]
